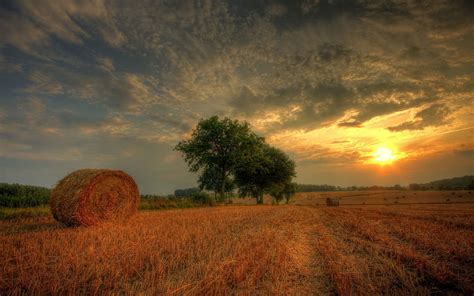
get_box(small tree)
[270,183,285,204]
[282,182,297,204]
[269,182,297,204]
[191,191,213,206]
[175,116,262,201]
[235,144,296,204]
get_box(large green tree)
[175,116,262,200]
[235,143,296,204]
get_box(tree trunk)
[257,193,263,204]
[219,170,226,201]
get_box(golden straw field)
[1,193,473,295]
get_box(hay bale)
[50,169,140,226]
[326,197,339,207]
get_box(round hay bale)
[325,197,339,207]
[50,169,140,226]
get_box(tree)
[235,143,296,204]
[282,182,297,204]
[269,182,296,204]
[269,183,285,204]
[198,166,235,202]
[468,180,474,190]
[175,116,262,201]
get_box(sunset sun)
[373,147,396,165]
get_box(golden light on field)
[373,147,396,165]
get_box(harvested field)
[293,190,474,206]
[1,201,473,295]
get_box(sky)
[0,0,473,194]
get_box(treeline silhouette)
[409,175,474,190]
[297,184,340,192]
[296,184,404,192]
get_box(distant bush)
[0,206,50,220]
[297,184,339,192]
[141,196,190,210]
[0,183,50,208]
[140,193,213,211]
[192,191,214,206]
[174,187,200,198]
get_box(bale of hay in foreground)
[50,169,139,226]
[326,197,339,207]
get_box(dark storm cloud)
[3,0,469,130]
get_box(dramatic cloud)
[0,0,473,192]
[388,104,451,131]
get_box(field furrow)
[324,208,473,294]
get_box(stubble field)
[1,193,473,295]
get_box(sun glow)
[373,147,396,165]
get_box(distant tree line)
[409,175,474,191]
[297,184,340,192]
[295,184,405,192]
[0,183,50,207]
[346,185,405,191]
[175,116,296,204]
[174,187,200,198]
[296,176,474,192]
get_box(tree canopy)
[175,116,263,200]
[235,144,296,204]
[175,116,296,204]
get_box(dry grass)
[294,190,474,206]
[315,206,474,295]
[0,206,327,295]
[1,200,473,295]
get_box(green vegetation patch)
[0,206,51,220]
[0,183,51,207]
